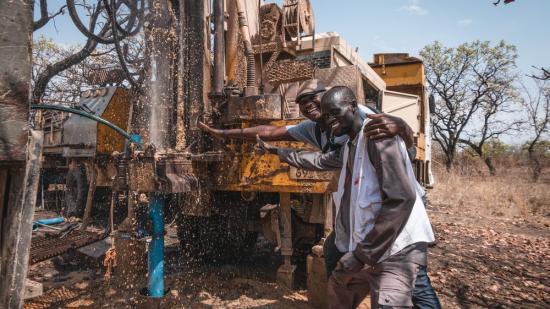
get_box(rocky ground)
[428,209,549,308]
[24,170,550,308]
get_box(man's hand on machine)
[198,121,225,140]
[255,135,279,155]
[364,113,414,148]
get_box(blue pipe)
[32,217,65,230]
[148,193,165,297]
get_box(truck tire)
[64,164,88,218]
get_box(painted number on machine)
[289,167,333,180]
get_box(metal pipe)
[212,0,225,95]
[31,104,134,142]
[32,217,65,231]
[225,0,239,85]
[235,0,258,96]
[148,193,165,298]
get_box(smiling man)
[320,86,436,309]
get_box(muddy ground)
[24,195,550,308]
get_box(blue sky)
[312,0,549,76]
[36,0,549,75]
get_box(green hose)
[31,104,133,141]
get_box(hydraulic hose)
[31,104,134,142]
[235,0,258,95]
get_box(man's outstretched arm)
[256,136,342,171]
[199,121,295,141]
[277,148,343,171]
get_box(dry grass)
[426,160,550,308]
[428,163,550,219]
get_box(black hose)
[31,104,134,141]
[105,0,139,89]
[66,0,116,44]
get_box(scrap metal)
[29,230,105,264]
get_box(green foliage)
[522,140,550,157]
[482,139,511,158]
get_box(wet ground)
[24,226,310,309]
[24,205,550,308]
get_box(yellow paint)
[96,88,131,154]
[372,62,425,87]
[214,119,334,194]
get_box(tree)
[33,35,143,105]
[458,69,521,175]
[521,80,550,181]
[421,40,519,171]
[32,0,145,104]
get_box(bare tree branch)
[32,4,109,103]
[34,0,67,31]
[529,67,550,81]
[520,80,550,181]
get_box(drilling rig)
[30,0,434,306]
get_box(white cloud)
[457,19,473,27]
[401,0,428,16]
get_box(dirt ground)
[24,169,550,309]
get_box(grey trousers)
[327,250,421,309]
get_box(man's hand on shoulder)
[364,113,414,148]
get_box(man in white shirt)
[261,86,436,308]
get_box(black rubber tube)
[31,104,133,141]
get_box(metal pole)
[225,0,239,85]
[212,0,225,95]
